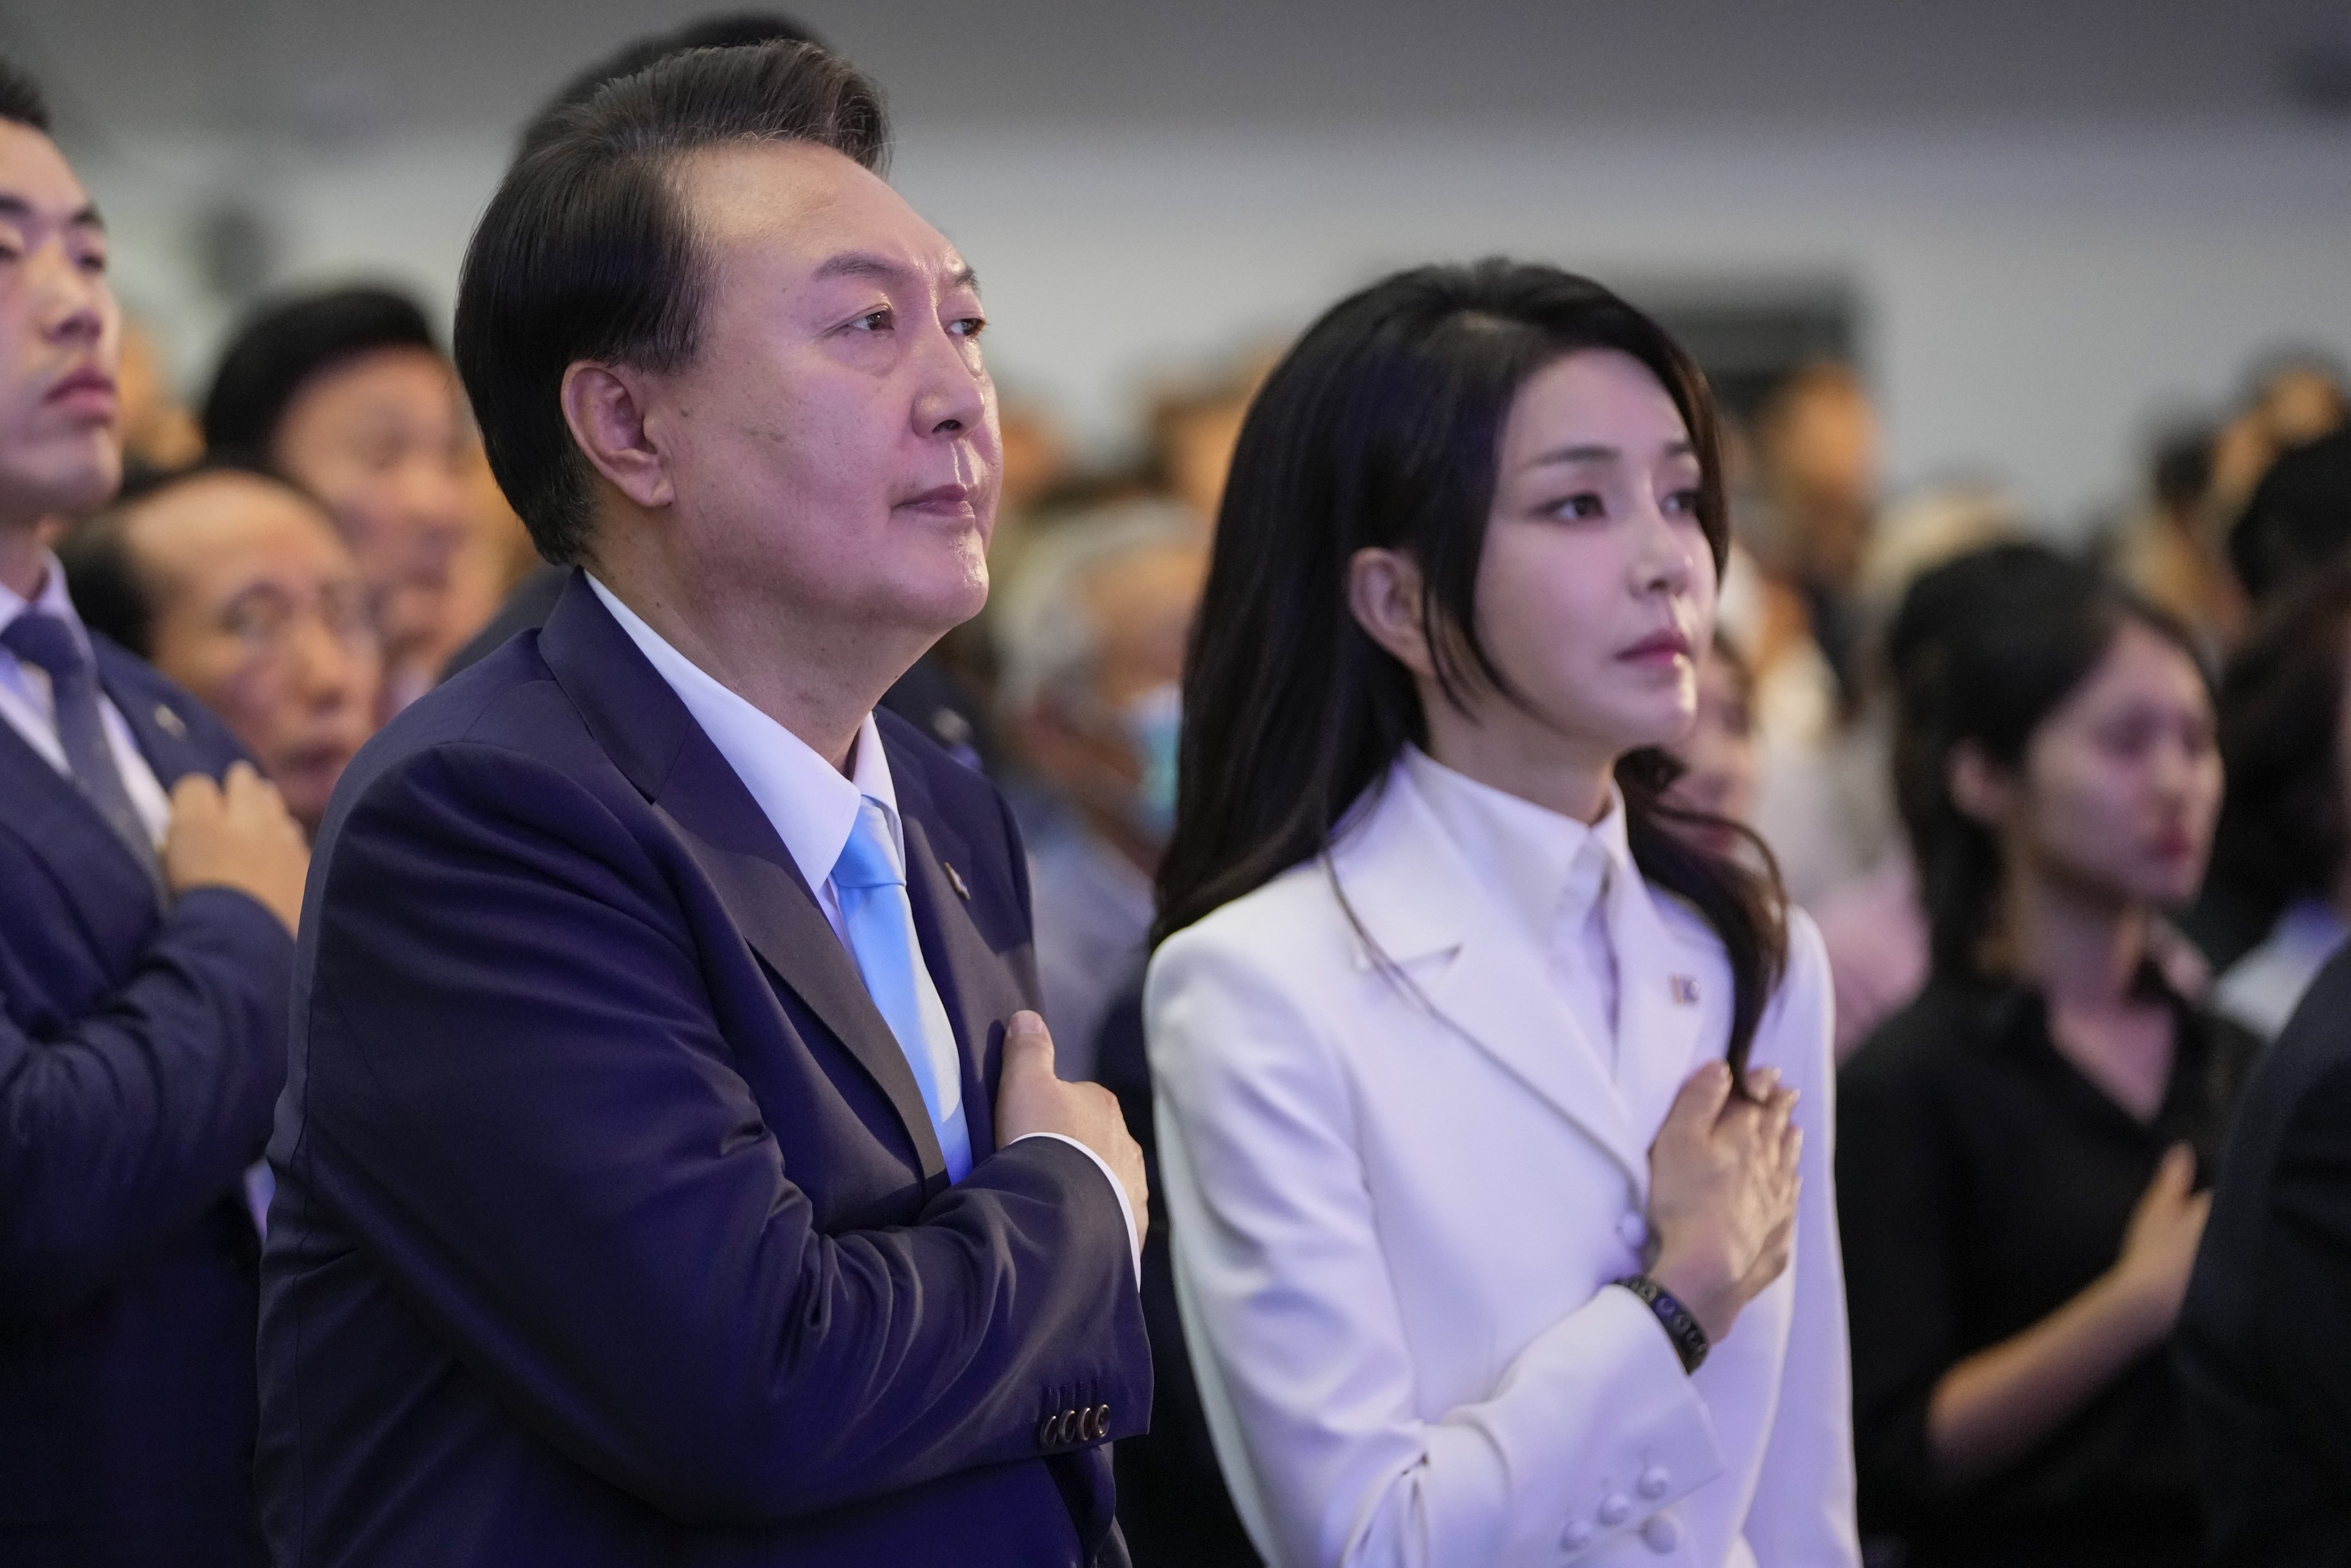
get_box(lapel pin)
[153,703,187,741]
[1669,975,1699,1006]
[942,861,971,901]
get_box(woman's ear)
[1347,547,1438,680]
[560,361,675,512]
[1947,740,2015,830]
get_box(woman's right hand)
[1644,1060,1802,1345]
[2102,1143,2211,1345]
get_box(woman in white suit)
[1144,262,1857,1568]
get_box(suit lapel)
[535,574,950,1190]
[98,649,215,789]
[1606,870,1711,1156]
[900,807,1001,1163]
[0,717,158,948]
[1333,764,1651,1194]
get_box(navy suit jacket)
[259,574,1151,1566]
[0,637,291,1568]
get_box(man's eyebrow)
[0,193,105,230]
[811,251,979,292]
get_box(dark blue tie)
[2,610,162,889]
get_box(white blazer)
[1145,756,1858,1568]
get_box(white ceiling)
[11,0,2351,154]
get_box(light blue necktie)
[832,796,973,1182]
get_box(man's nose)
[911,323,988,440]
[33,242,110,349]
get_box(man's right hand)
[995,1011,1149,1243]
[163,761,311,937]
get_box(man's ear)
[1947,740,2014,829]
[1346,546,1438,679]
[560,362,674,511]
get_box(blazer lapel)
[1332,763,1651,1194]
[534,574,950,1189]
[98,650,215,789]
[898,807,1002,1163]
[0,718,158,948]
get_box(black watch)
[1615,1273,1710,1374]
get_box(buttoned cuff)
[1008,1132,1141,1285]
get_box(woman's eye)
[1550,492,1606,520]
[1664,487,1702,516]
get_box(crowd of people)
[6,11,2351,1568]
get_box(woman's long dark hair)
[1892,545,2208,980]
[1152,260,1788,1075]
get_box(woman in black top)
[1838,546,2256,1566]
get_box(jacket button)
[1092,1403,1113,1438]
[1638,1465,1671,1498]
[1598,1493,1632,1526]
[1560,1517,1595,1551]
[1642,1513,1681,1552]
[1037,1414,1060,1449]
[1616,1213,1648,1250]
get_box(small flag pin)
[1669,975,1700,1005]
[942,861,971,901]
[153,703,187,740]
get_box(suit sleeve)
[0,886,291,1318]
[1146,924,1726,1568]
[1741,913,1862,1566]
[292,740,1148,1526]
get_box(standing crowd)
[3,14,2351,1568]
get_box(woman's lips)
[44,366,117,420]
[1617,629,1694,665]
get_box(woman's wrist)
[1616,1274,1711,1373]
[1647,1245,1738,1344]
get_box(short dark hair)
[517,12,826,161]
[455,40,887,566]
[2209,565,2351,922]
[1155,259,1792,1082]
[202,286,440,465]
[0,57,52,133]
[2228,427,2351,604]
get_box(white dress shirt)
[587,576,1137,1275]
[0,552,171,844]
[1404,746,1629,1071]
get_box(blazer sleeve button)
[1037,1413,1060,1450]
[1560,1517,1596,1551]
[1641,1513,1682,1552]
[1637,1464,1672,1498]
[1598,1492,1633,1526]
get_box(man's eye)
[851,308,893,332]
[950,316,986,339]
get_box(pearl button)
[1560,1517,1596,1551]
[1638,1465,1671,1499]
[1643,1513,1682,1552]
[1617,1212,1649,1250]
[1598,1492,1633,1526]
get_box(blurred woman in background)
[1147,261,1856,1568]
[1839,548,2252,1567]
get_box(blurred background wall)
[10,0,2350,531]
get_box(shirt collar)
[587,574,897,893]
[0,551,95,657]
[1401,744,1632,944]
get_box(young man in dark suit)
[0,60,312,1568]
[257,41,1152,1567]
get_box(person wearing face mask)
[200,285,475,715]
[1838,547,2252,1567]
[0,61,309,1566]
[997,502,1204,1078]
[60,464,384,838]
[1146,262,1855,1568]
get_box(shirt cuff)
[1008,1132,1141,1285]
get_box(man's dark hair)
[0,57,52,133]
[455,40,887,566]
[517,12,825,161]
[2228,427,2351,604]
[201,286,440,466]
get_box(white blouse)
[1145,752,1857,1568]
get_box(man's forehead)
[0,121,95,226]
[676,141,966,287]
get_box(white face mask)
[1121,682,1182,844]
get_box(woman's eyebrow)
[1523,437,1694,470]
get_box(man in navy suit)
[257,40,1152,1567]
[0,60,312,1567]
